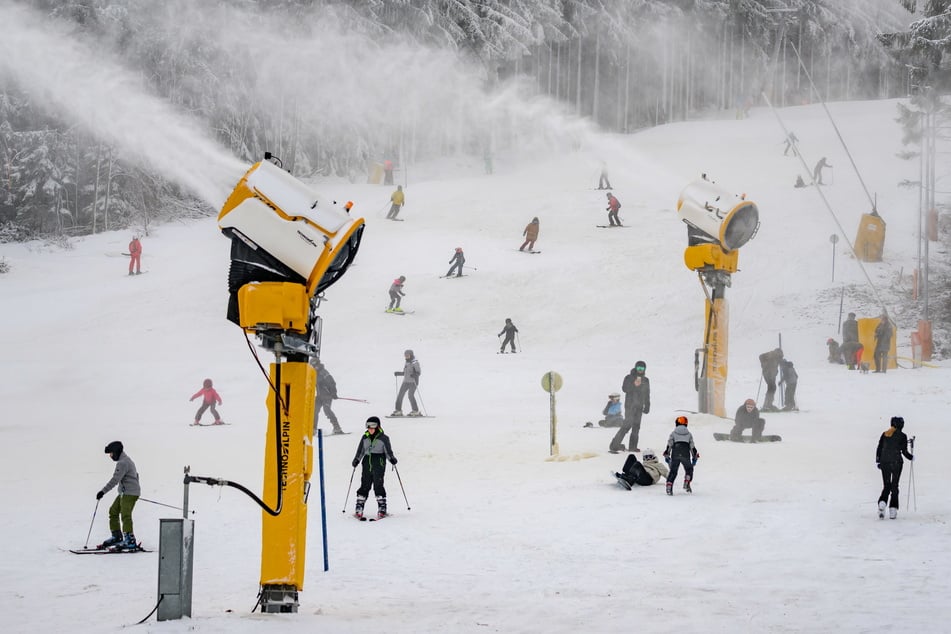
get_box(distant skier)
[312,360,343,435]
[780,360,798,411]
[793,174,806,188]
[383,159,394,186]
[813,156,832,185]
[386,185,404,220]
[842,311,861,369]
[730,398,765,442]
[519,217,539,252]
[128,235,142,275]
[190,378,223,425]
[758,348,783,411]
[497,318,518,353]
[387,275,406,312]
[597,162,612,190]
[96,441,140,550]
[873,311,893,373]
[599,392,623,427]
[446,247,465,278]
[826,338,845,364]
[875,416,914,519]
[391,349,421,417]
[614,448,668,489]
[664,416,699,495]
[783,132,799,156]
[611,361,650,453]
[606,193,622,227]
[351,416,397,519]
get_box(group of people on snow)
[614,414,698,496]
[826,310,894,373]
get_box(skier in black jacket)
[664,416,699,495]
[730,398,765,441]
[351,417,397,519]
[312,360,343,435]
[611,361,650,452]
[875,416,914,519]
[446,247,465,278]
[498,318,518,353]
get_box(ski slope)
[1,98,949,633]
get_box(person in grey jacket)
[351,417,397,519]
[664,416,699,495]
[96,441,140,549]
[387,276,406,312]
[392,349,422,416]
[446,247,465,278]
[312,360,343,435]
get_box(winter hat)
[848,312,856,319]
[404,349,414,357]
[675,415,688,426]
[744,398,756,407]
[366,416,380,428]
[203,378,213,388]
[609,392,621,398]
[890,416,904,430]
[505,318,512,323]
[398,275,406,281]
[104,441,123,456]
[643,448,656,460]
[455,247,463,252]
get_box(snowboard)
[614,473,633,490]
[386,218,405,222]
[713,433,782,443]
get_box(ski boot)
[683,475,693,494]
[213,419,225,425]
[889,507,898,520]
[666,481,673,496]
[377,496,388,519]
[354,496,366,520]
[118,532,138,550]
[331,425,345,435]
[390,410,403,417]
[407,410,422,417]
[878,501,886,519]
[392,307,403,313]
[98,530,123,549]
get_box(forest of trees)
[0,0,944,241]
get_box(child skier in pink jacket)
[190,378,223,425]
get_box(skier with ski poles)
[95,441,141,550]
[875,416,914,519]
[351,417,397,519]
[445,247,465,278]
[606,193,622,226]
[498,318,518,353]
[312,359,344,435]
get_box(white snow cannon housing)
[218,160,365,328]
[677,179,759,251]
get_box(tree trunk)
[593,30,601,123]
[92,142,102,234]
[103,148,113,232]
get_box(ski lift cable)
[762,91,887,313]
[789,41,877,212]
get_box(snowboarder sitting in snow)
[352,416,397,519]
[606,193,622,226]
[827,338,845,364]
[190,378,223,425]
[387,275,406,312]
[599,392,623,427]
[519,217,539,251]
[794,174,806,188]
[664,416,699,495]
[446,247,465,278]
[875,416,914,520]
[615,448,668,489]
[498,318,518,353]
[96,441,140,550]
[730,399,765,442]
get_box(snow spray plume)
[0,2,246,209]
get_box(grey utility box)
[157,518,194,621]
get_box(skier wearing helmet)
[387,275,406,312]
[605,192,622,226]
[664,416,699,495]
[446,247,465,278]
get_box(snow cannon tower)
[218,159,365,612]
[677,178,759,417]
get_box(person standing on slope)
[190,378,224,425]
[351,417,397,519]
[96,441,141,550]
[387,275,406,312]
[758,347,783,411]
[597,162,612,190]
[873,311,893,373]
[780,360,798,411]
[611,361,650,453]
[498,318,518,353]
[606,193,622,226]
[386,185,404,220]
[392,349,421,417]
[875,416,914,519]
[519,217,540,252]
[446,247,465,278]
[664,416,699,496]
[312,360,343,435]
[128,235,142,275]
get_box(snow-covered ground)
[1,98,949,633]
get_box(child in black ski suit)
[446,248,465,278]
[498,318,518,353]
[875,416,914,519]
[351,417,397,519]
[664,416,699,495]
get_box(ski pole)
[83,499,101,550]
[907,436,917,511]
[515,332,522,352]
[138,497,185,512]
[464,265,478,271]
[337,396,370,403]
[341,464,357,513]
[414,386,427,416]
[393,464,411,510]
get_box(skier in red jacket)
[128,236,142,275]
[606,193,622,227]
[190,378,223,425]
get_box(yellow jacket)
[391,189,404,206]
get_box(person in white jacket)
[614,448,668,489]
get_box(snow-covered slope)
[1,99,948,633]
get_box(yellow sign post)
[541,372,563,456]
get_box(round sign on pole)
[829,234,839,245]
[541,371,563,392]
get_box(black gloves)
[390,457,398,465]
[352,459,359,468]
[394,371,403,376]
[643,406,650,414]
[876,463,881,470]
[96,490,105,500]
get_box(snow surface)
[1,99,949,633]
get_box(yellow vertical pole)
[704,293,729,418]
